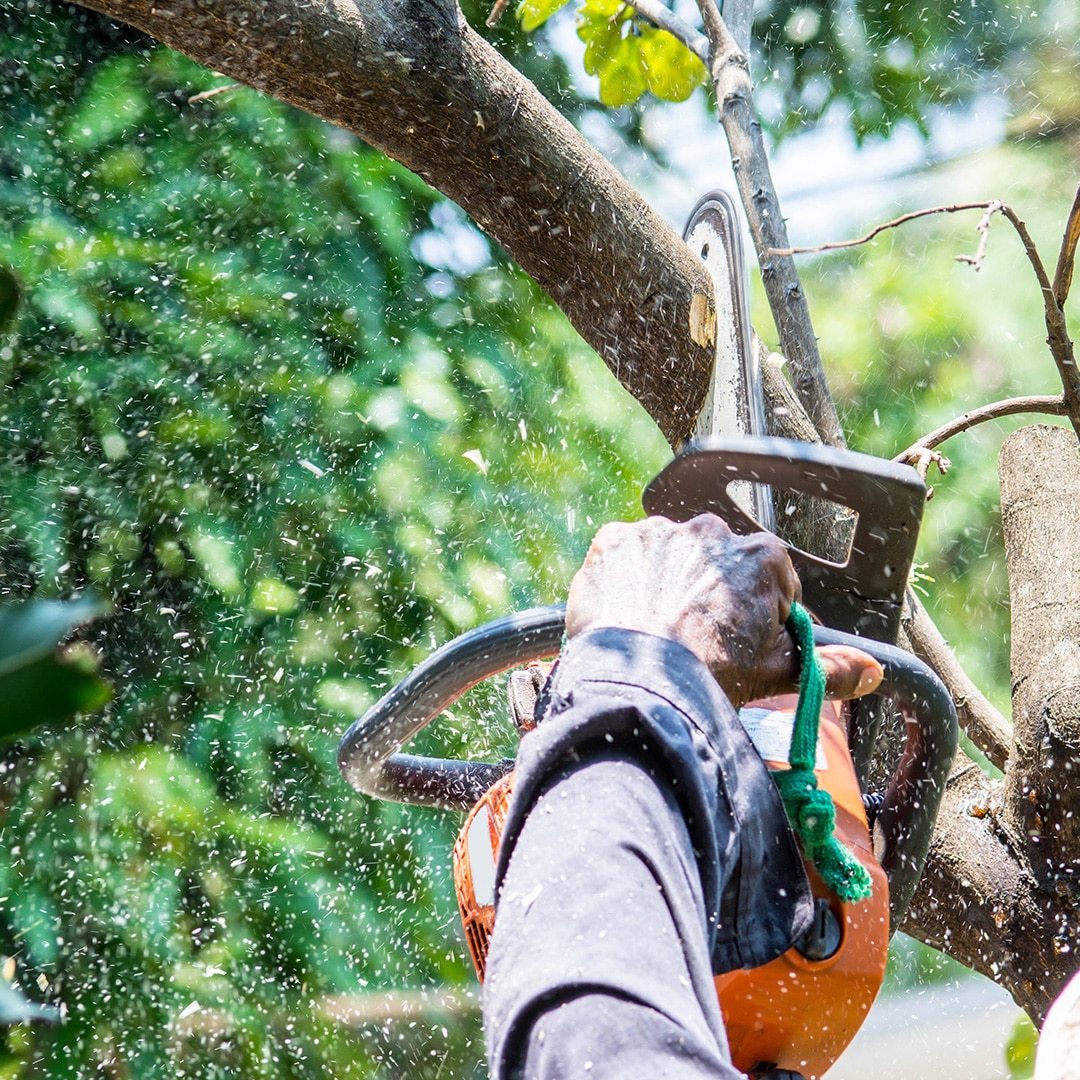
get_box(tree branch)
[772,197,1080,442]
[902,759,1079,1026]
[72,0,719,448]
[895,395,1067,462]
[694,0,846,449]
[768,201,1003,257]
[624,0,708,62]
[1052,184,1080,308]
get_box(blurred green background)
[0,0,1077,1075]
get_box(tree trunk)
[903,424,1080,1025]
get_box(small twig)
[902,447,951,498]
[770,195,1080,441]
[768,202,999,257]
[485,0,511,26]
[1052,183,1080,307]
[895,395,1067,465]
[187,82,242,104]
[954,201,1004,271]
[624,0,709,61]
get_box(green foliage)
[513,0,1029,142]
[752,0,1018,141]
[520,0,705,107]
[1005,1013,1038,1078]
[576,0,706,106]
[0,1,668,1074]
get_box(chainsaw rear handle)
[337,606,957,933]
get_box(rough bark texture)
[73,0,717,447]
[1002,426,1080,882]
[904,425,1080,1024]
[704,19,845,449]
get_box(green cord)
[771,602,873,905]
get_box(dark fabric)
[483,628,813,1080]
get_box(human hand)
[565,514,882,708]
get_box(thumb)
[818,646,883,700]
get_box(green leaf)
[578,0,628,76]
[517,0,572,32]
[597,35,648,107]
[0,599,110,740]
[577,0,650,106]
[639,26,707,102]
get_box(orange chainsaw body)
[453,694,889,1079]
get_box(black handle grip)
[337,607,956,933]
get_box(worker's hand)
[565,514,882,708]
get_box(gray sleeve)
[483,628,813,1080]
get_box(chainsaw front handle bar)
[337,607,956,933]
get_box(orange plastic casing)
[453,695,889,1079]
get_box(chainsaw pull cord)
[770,602,874,904]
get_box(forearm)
[483,629,814,1078]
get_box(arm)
[484,514,880,1080]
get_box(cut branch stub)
[1001,424,1080,884]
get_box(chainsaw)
[337,194,958,1080]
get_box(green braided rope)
[771,602,873,905]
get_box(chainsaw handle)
[812,627,957,931]
[337,607,956,932]
[337,606,565,811]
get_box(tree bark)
[1001,425,1080,883]
[904,424,1080,1025]
[72,0,717,448]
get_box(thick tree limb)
[694,0,845,449]
[73,0,719,448]
[903,759,1078,1025]
[1001,425,1080,882]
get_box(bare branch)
[901,590,1012,772]
[485,0,510,27]
[1052,184,1080,307]
[999,203,1080,442]
[624,0,709,61]
[896,395,1067,462]
[187,81,241,103]
[722,0,753,53]
[693,0,845,449]
[955,200,1004,270]
[693,0,725,42]
[768,201,1000,257]
[771,195,1080,441]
